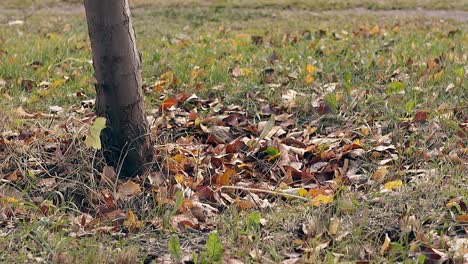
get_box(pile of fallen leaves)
[1,83,466,262]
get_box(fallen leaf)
[414,111,428,122]
[232,65,243,77]
[329,217,340,235]
[162,98,179,109]
[308,188,327,197]
[298,188,309,197]
[427,57,440,71]
[124,210,144,232]
[369,25,380,36]
[52,79,66,88]
[101,190,117,209]
[372,167,389,182]
[384,180,403,190]
[118,180,141,196]
[49,105,63,114]
[172,214,200,231]
[309,194,334,207]
[38,178,56,188]
[85,117,106,150]
[305,74,315,84]
[455,214,468,223]
[380,233,391,254]
[217,168,236,187]
[306,64,316,74]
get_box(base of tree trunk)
[85,0,153,178]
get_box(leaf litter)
[0,8,467,263]
[2,81,465,262]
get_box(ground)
[0,0,467,263]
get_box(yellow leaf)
[191,67,205,80]
[175,174,185,184]
[384,180,403,190]
[240,68,253,76]
[173,154,186,164]
[1,197,19,207]
[309,194,334,207]
[335,92,344,102]
[124,210,144,232]
[298,188,309,197]
[361,126,371,136]
[52,79,66,88]
[305,74,315,84]
[306,64,316,74]
[433,70,445,81]
[372,167,389,182]
[85,117,106,150]
[118,180,141,196]
[353,139,362,147]
[446,197,463,208]
[446,201,458,208]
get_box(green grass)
[0,1,467,263]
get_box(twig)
[218,186,309,202]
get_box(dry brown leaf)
[118,180,141,197]
[232,65,242,77]
[329,217,340,235]
[380,233,391,254]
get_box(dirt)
[1,4,468,22]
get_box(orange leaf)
[306,64,316,74]
[455,214,468,223]
[320,150,336,160]
[305,74,315,84]
[369,25,380,36]
[372,167,389,182]
[234,198,256,210]
[217,168,236,187]
[162,98,179,109]
[427,57,440,71]
[308,188,327,197]
[343,140,363,152]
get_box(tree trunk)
[84,0,153,178]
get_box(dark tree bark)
[84,0,153,178]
